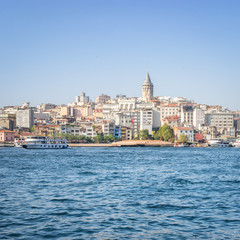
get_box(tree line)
[48,124,189,143]
[138,124,188,143]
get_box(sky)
[0,0,240,110]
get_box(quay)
[69,140,174,147]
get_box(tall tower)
[142,72,153,102]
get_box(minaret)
[142,72,153,102]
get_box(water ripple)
[0,147,240,239]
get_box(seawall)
[69,140,174,147]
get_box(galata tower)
[142,72,153,102]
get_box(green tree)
[86,137,93,143]
[108,134,115,142]
[139,129,151,140]
[161,124,174,142]
[153,127,163,140]
[94,134,103,143]
[116,136,122,142]
[30,125,35,133]
[154,124,174,142]
[75,135,86,142]
[178,133,188,143]
[103,134,115,143]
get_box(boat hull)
[233,143,240,148]
[22,144,68,149]
[208,143,230,147]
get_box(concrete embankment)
[0,143,14,147]
[69,140,174,147]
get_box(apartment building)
[174,127,194,142]
[205,112,234,131]
[181,105,194,125]
[102,121,115,136]
[16,108,34,129]
[159,104,180,125]
[121,127,132,140]
[0,130,15,142]
[96,94,111,104]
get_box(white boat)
[207,139,230,147]
[22,136,68,149]
[233,139,240,148]
[14,138,25,148]
[174,143,187,147]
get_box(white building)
[193,108,205,130]
[174,127,194,142]
[75,92,90,105]
[181,105,194,125]
[119,98,137,111]
[102,121,115,136]
[140,108,161,135]
[159,104,180,126]
[205,112,234,131]
[16,108,34,128]
[85,126,97,138]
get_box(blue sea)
[0,147,240,239]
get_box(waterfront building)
[159,104,180,126]
[85,126,97,138]
[205,112,234,132]
[114,111,140,138]
[181,105,194,125]
[163,115,179,129]
[140,109,153,135]
[16,108,34,129]
[201,126,218,139]
[193,108,205,130]
[142,72,153,103]
[0,129,15,142]
[174,127,194,142]
[121,126,132,140]
[114,125,121,138]
[102,121,115,136]
[61,125,85,136]
[34,124,61,136]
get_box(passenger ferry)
[14,137,25,148]
[207,139,230,147]
[22,136,68,149]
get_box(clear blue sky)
[0,0,240,110]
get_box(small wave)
[50,198,75,202]
[146,203,190,210]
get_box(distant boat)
[22,136,68,149]
[174,143,187,147]
[14,138,25,148]
[207,139,230,147]
[233,139,240,148]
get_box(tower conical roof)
[143,72,152,85]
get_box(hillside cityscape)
[0,72,240,144]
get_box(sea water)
[0,147,240,239]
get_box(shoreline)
[69,140,174,147]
